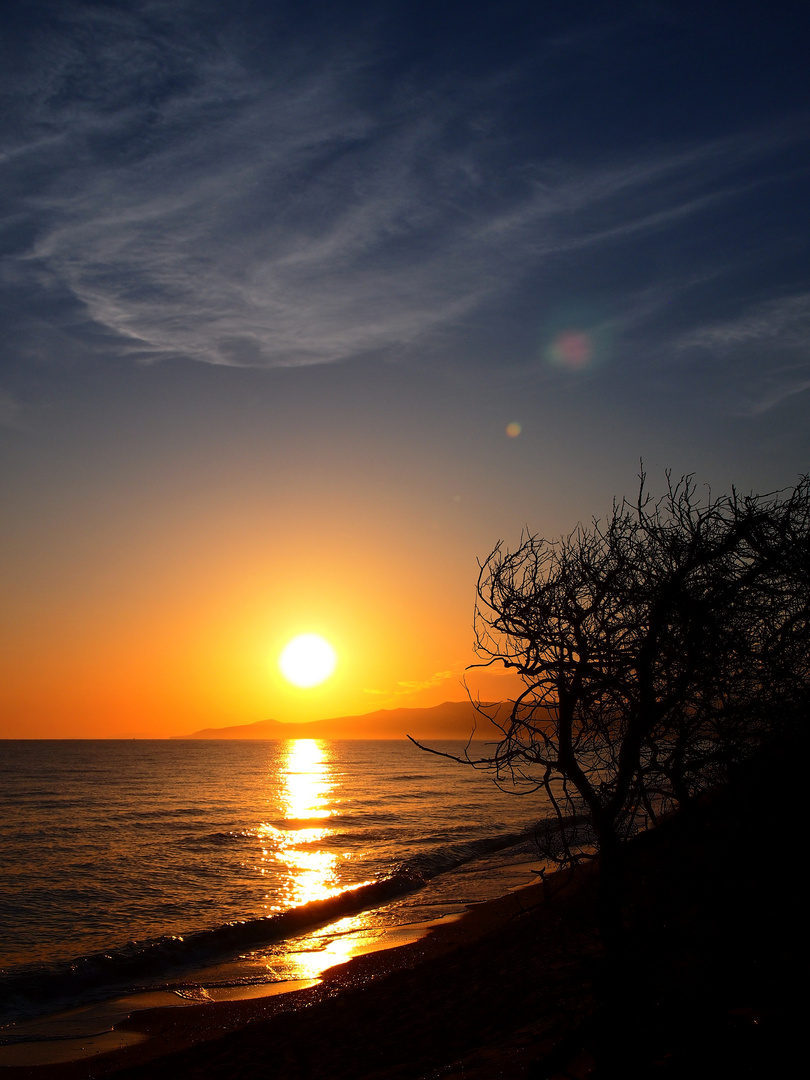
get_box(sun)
[279,634,338,688]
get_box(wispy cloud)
[13,56,496,365]
[364,668,459,699]
[744,373,810,415]
[2,3,808,379]
[395,670,457,693]
[675,292,810,351]
[672,292,810,413]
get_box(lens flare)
[505,422,522,438]
[548,330,594,370]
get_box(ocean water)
[0,739,548,1054]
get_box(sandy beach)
[3,742,803,1080]
[3,865,599,1080]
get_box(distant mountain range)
[174,700,515,741]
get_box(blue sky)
[1,1,809,734]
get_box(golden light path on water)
[250,740,415,982]
[0,741,391,1067]
[257,739,344,910]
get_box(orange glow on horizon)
[0,470,531,738]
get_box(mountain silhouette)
[174,701,513,740]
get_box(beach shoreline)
[3,748,803,1079]
[1,865,596,1078]
[0,852,550,1072]
[0,906,467,1071]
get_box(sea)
[0,739,550,1065]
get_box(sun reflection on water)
[259,740,345,909]
[284,914,383,980]
[282,739,333,822]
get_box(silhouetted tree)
[419,472,810,949]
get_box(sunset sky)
[1,1,808,737]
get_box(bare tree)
[417,472,810,948]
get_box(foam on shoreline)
[0,904,469,1069]
[0,870,554,1074]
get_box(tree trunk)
[596,831,627,958]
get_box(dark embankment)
[20,730,804,1080]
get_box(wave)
[0,875,423,1032]
[0,822,550,1034]
[181,813,379,846]
[396,829,535,878]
